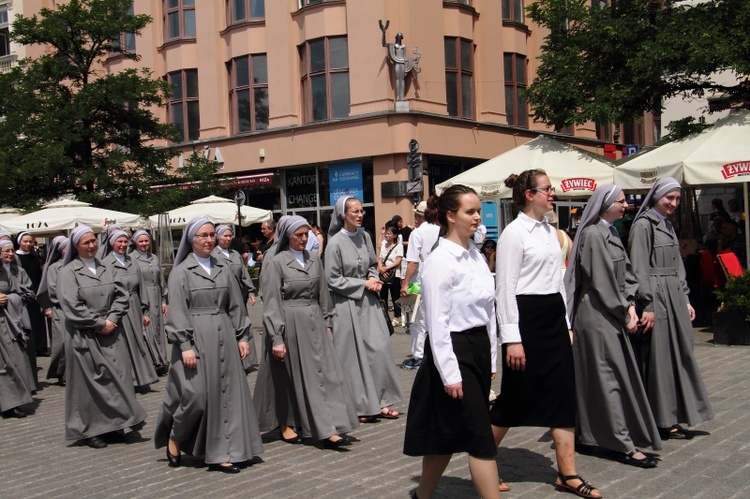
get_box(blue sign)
[624,144,640,156]
[329,162,364,206]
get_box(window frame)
[300,36,350,123]
[0,6,10,58]
[227,0,265,25]
[229,53,269,134]
[164,0,196,42]
[504,52,528,128]
[445,36,475,120]
[112,2,136,53]
[502,0,525,24]
[167,69,200,142]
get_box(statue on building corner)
[379,20,421,108]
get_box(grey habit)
[566,189,661,452]
[325,199,403,416]
[254,216,358,439]
[58,234,147,441]
[102,251,159,388]
[38,236,68,381]
[130,247,169,369]
[154,218,263,464]
[628,182,714,428]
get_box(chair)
[699,250,718,289]
[717,251,744,279]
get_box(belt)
[189,307,222,315]
[649,268,678,276]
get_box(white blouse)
[495,211,568,344]
[421,238,497,386]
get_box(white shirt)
[290,248,306,267]
[405,222,441,264]
[193,253,212,275]
[496,211,568,344]
[114,253,126,265]
[80,257,97,274]
[305,230,319,253]
[421,238,497,386]
[473,224,487,244]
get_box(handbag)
[380,245,397,283]
[380,298,395,336]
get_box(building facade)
[17,0,658,236]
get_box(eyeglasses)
[348,210,366,216]
[613,199,628,205]
[530,185,556,195]
[194,232,216,240]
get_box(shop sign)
[329,162,364,205]
[286,169,318,208]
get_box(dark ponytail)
[505,169,547,209]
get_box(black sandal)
[555,472,602,499]
[619,449,658,468]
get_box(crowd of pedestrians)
[0,176,715,495]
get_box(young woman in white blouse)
[403,185,500,499]
[491,170,602,499]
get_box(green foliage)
[524,0,750,131]
[715,272,750,314]
[0,0,220,215]
[663,116,711,141]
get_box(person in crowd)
[15,231,45,382]
[702,216,723,254]
[378,224,404,328]
[130,230,170,376]
[717,219,747,268]
[546,210,574,276]
[212,225,258,371]
[480,239,497,273]
[564,185,661,468]
[37,236,69,386]
[493,169,602,498]
[154,217,263,473]
[403,185,500,499]
[400,198,441,370]
[473,222,487,246]
[58,226,147,449]
[255,215,359,449]
[101,230,158,391]
[0,240,36,418]
[709,198,731,223]
[255,218,276,278]
[325,196,403,422]
[309,221,325,255]
[628,177,714,440]
[727,198,743,225]
[96,224,122,259]
[393,214,413,254]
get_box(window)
[502,0,524,23]
[230,54,269,133]
[228,0,265,23]
[300,37,350,123]
[0,7,10,57]
[299,0,335,6]
[445,37,474,119]
[622,120,644,146]
[168,69,200,141]
[165,0,196,41]
[504,53,527,127]
[596,122,613,142]
[112,2,136,53]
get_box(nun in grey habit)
[154,217,263,473]
[254,216,358,448]
[628,178,714,437]
[37,235,68,385]
[0,240,35,418]
[212,225,258,371]
[130,230,169,375]
[57,226,147,448]
[325,196,403,421]
[564,185,661,468]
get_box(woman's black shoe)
[323,437,347,450]
[619,449,658,468]
[280,433,302,444]
[208,463,241,474]
[85,436,107,449]
[167,448,181,467]
[1,408,27,419]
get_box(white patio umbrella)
[0,208,21,222]
[435,135,615,199]
[149,195,271,229]
[0,199,144,236]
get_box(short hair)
[263,218,276,230]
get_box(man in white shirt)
[474,223,487,246]
[400,200,441,369]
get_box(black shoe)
[156,364,169,377]
[85,436,107,449]
[619,449,658,468]
[167,448,181,467]
[208,463,241,474]
[1,408,27,419]
[280,433,302,444]
[57,377,66,387]
[322,437,347,450]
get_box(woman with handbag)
[378,224,403,328]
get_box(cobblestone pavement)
[1,301,748,498]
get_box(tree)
[524,0,750,133]
[0,0,221,213]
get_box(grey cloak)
[254,249,358,439]
[2,262,38,390]
[629,210,714,427]
[44,261,66,380]
[571,221,661,452]
[0,265,35,411]
[211,246,258,370]
[103,253,158,388]
[154,255,263,464]
[58,259,147,441]
[325,230,403,416]
[130,250,169,368]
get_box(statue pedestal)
[395,100,410,112]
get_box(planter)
[712,311,750,345]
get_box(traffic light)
[407,139,423,181]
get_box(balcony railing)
[0,53,17,73]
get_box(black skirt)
[403,327,496,459]
[490,294,576,428]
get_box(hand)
[625,306,639,334]
[506,342,526,371]
[400,284,408,297]
[639,311,655,332]
[365,277,382,293]
[256,251,263,262]
[99,320,117,335]
[327,327,333,341]
[444,382,464,399]
[182,349,197,369]
[248,296,256,307]
[45,309,53,318]
[687,304,696,322]
[377,264,386,273]
[272,344,286,361]
[142,315,151,327]
[0,293,7,307]
[491,373,496,381]
[238,341,250,360]
[162,304,168,315]
[568,329,574,345]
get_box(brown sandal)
[555,473,602,499]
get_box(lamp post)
[234,190,246,240]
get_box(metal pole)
[744,182,749,270]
